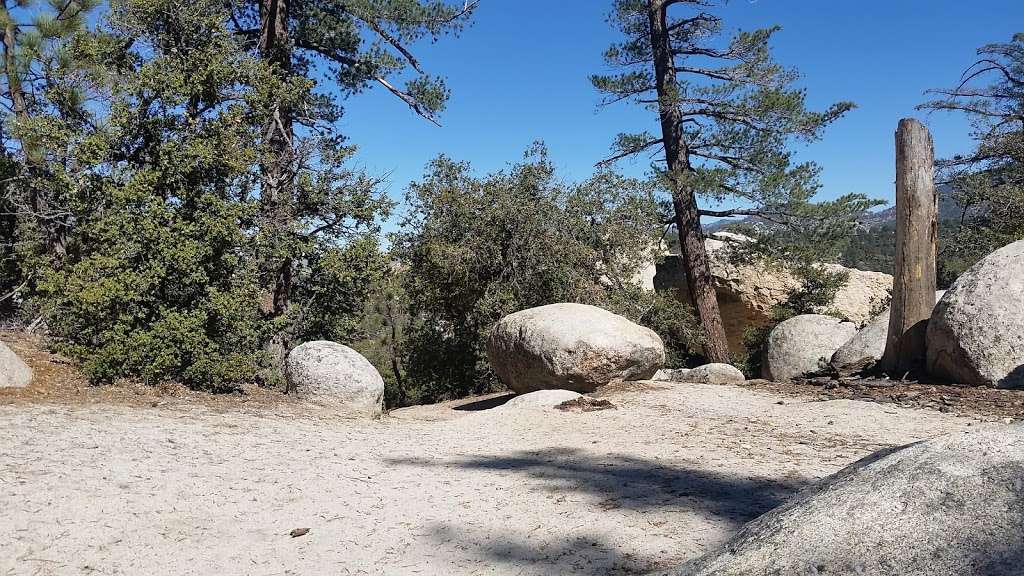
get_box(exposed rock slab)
[666,425,1024,576]
[503,389,582,409]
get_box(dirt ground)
[0,333,1018,575]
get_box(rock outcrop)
[666,425,1024,576]
[487,303,665,394]
[0,342,31,388]
[763,314,856,382]
[649,233,891,354]
[831,291,946,371]
[927,240,1024,388]
[285,341,385,417]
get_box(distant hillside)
[705,184,969,233]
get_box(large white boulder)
[285,341,385,417]
[487,303,665,394]
[763,314,856,382]
[927,240,1024,388]
[650,233,892,355]
[666,425,1024,576]
[0,341,31,388]
[831,291,946,370]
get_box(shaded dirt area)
[741,376,1024,422]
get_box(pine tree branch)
[354,16,424,74]
[595,136,664,167]
[293,38,442,126]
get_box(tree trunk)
[646,0,730,363]
[258,0,297,379]
[258,0,294,317]
[879,118,937,377]
[2,8,66,260]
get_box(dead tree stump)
[879,118,938,377]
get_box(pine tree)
[0,0,100,268]
[592,0,870,362]
[920,33,1024,272]
[223,0,476,370]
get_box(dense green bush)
[391,145,701,405]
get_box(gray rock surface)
[763,314,856,382]
[285,341,385,417]
[503,389,582,409]
[928,240,1024,387]
[831,291,946,370]
[652,368,692,382]
[0,342,31,388]
[687,363,745,385]
[487,303,665,394]
[666,425,1024,576]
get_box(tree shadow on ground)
[389,447,807,522]
[452,393,515,411]
[387,448,810,574]
[424,523,665,575]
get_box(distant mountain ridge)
[705,184,969,233]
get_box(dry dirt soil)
[0,333,1016,575]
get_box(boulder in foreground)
[927,240,1024,388]
[763,314,856,382]
[668,425,1024,576]
[0,342,31,388]
[285,341,385,417]
[487,303,665,394]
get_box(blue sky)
[338,0,1024,224]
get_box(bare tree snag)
[879,118,938,376]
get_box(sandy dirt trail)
[1,381,975,575]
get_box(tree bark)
[646,0,730,363]
[258,0,297,380]
[258,0,294,317]
[879,118,937,376]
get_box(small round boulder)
[487,303,665,394]
[688,363,745,385]
[285,341,385,417]
[763,314,856,382]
